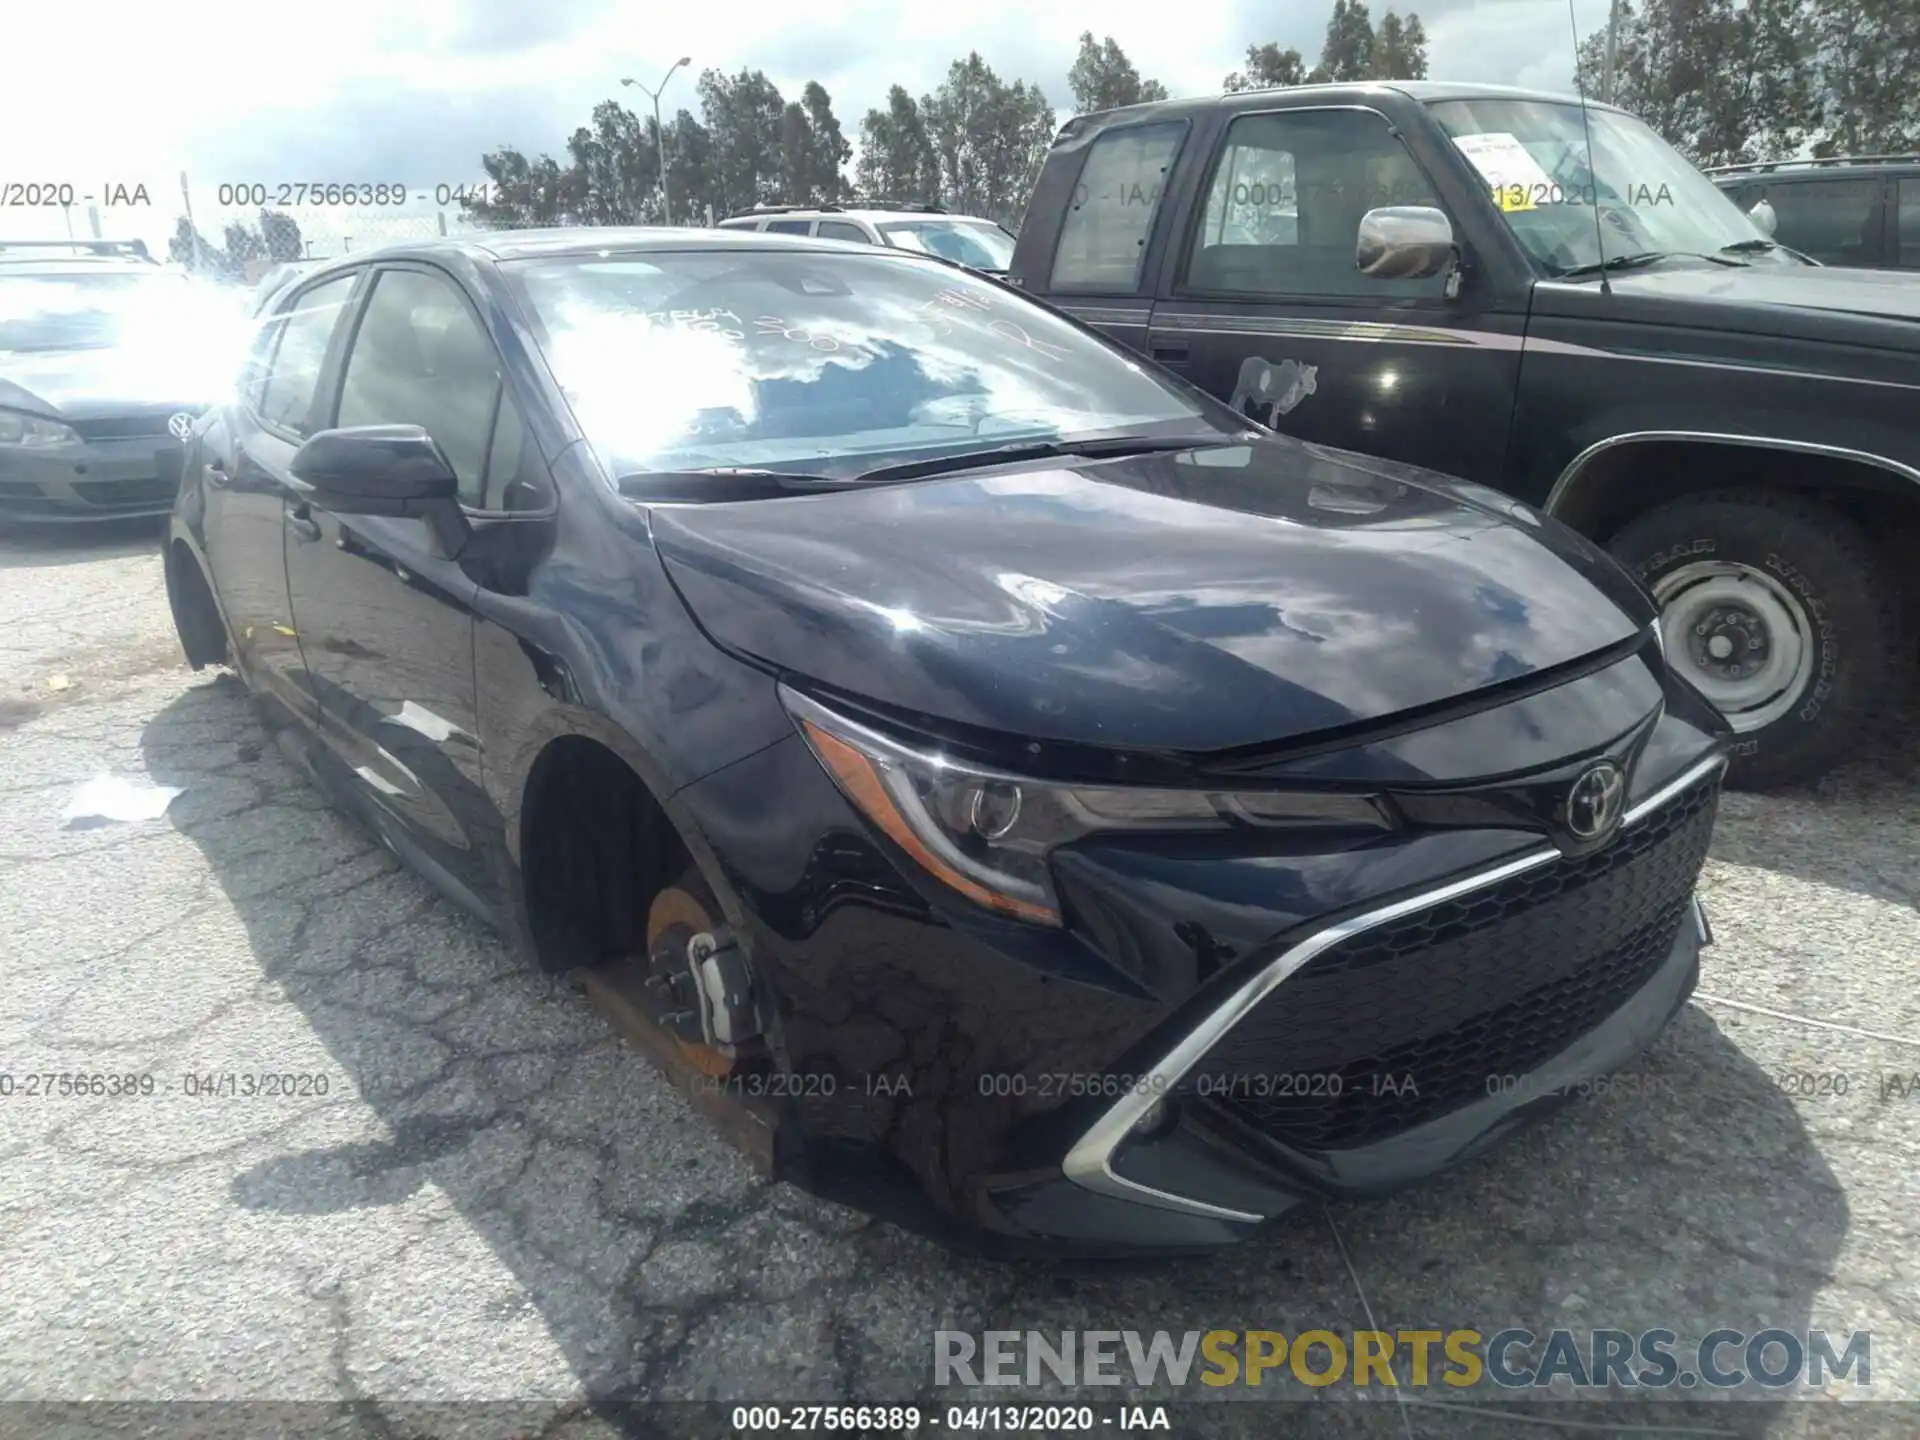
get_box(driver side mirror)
[1356,206,1458,282]
[289,424,469,556]
[1747,199,1778,237]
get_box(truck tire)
[1608,491,1911,791]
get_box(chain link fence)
[168,177,662,281]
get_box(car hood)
[0,345,219,420]
[652,437,1651,755]
[1590,262,1920,329]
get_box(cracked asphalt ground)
[1,522,1916,1440]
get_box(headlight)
[784,688,1388,927]
[0,408,80,448]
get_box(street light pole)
[1602,0,1622,105]
[621,57,692,225]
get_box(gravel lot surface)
[1,521,1916,1440]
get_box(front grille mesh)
[1191,772,1719,1151]
[80,477,172,507]
[70,414,180,441]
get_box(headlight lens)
[784,689,1388,927]
[0,408,80,448]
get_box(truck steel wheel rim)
[1653,560,1814,732]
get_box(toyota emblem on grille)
[1565,761,1626,843]
[167,412,195,440]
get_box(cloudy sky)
[5,0,1615,253]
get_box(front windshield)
[1427,98,1793,275]
[506,249,1209,482]
[877,221,1017,272]
[0,271,202,353]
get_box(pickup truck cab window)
[1184,108,1450,300]
[1048,121,1185,292]
[1427,98,1782,275]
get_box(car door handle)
[287,507,322,543]
[1151,342,1190,365]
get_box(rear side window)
[257,273,358,436]
[1899,179,1920,269]
[717,218,760,230]
[1762,178,1881,266]
[766,219,812,234]
[1049,121,1185,292]
[239,315,285,413]
[817,220,873,243]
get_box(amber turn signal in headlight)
[783,688,1388,928]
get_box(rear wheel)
[1609,491,1911,790]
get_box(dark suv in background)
[1009,82,1920,790]
[1708,155,1920,270]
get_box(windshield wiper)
[848,434,1236,484]
[615,467,867,501]
[1721,237,1816,264]
[618,436,1238,497]
[1559,250,1751,279]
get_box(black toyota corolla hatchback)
[165,227,1727,1254]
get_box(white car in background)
[715,204,1017,274]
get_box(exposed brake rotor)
[644,878,766,1077]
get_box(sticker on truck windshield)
[1451,133,1557,212]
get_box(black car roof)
[1063,80,1629,132]
[285,225,955,287]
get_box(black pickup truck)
[1008,80,1920,789]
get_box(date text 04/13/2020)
[727,1404,1172,1431]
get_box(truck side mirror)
[1356,206,1458,281]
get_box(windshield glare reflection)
[510,252,1205,481]
[876,221,1017,272]
[1427,98,1791,275]
[0,270,259,403]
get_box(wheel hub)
[1652,561,1814,733]
[1690,603,1769,681]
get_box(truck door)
[1145,103,1526,486]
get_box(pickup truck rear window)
[1049,121,1184,293]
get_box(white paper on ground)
[63,773,184,826]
